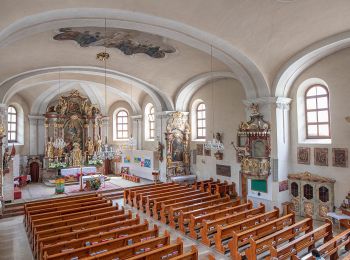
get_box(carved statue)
[72,142,82,167]
[3,147,11,170]
[241,157,250,172]
[46,137,54,158]
[85,137,94,156]
[57,147,64,158]
[95,135,102,153]
[155,141,164,162]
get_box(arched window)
[305,85,330,139]
[7,106,17,143]
[145,103,155,141]
[116,110,128,139]
[196,103,206,139]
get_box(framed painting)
[121,167,130,175]
[204,147,211,156]
[297,147,310,165]
[279,180,289,192]
[332,148,348,167]
[196,144,204,156]
[216,164,231,177]
[314,148,328,166]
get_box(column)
[101,118,109,143]
[37,117,46,155]
[28,115,45,155]
[131,115,142,150]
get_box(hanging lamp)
[53,67,66,151]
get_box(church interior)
[1,1,350,259]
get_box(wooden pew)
[33,207,125,234]
[64,231,172,260]
[297,228,350,260]
[24,193,101,228]
[118,237,184,260]
[34,211,133,253]
[243,217,313,260]
[125,183,177,205]
[38,217,143,259]
[30,205,119,229]
[214,207,282,253]
[269,220,333,259]
[28,200,113,234]
[169,195,233,228]
[200,203,265,244]
[187,200,255,239]
[200,179,220,192]
[170,245,198,260]
[43,225,159,260]
[190,178,213,190]
[148,190,205,217]
[212,182,237,198]
[207,180,228,194]
[137,185,194,210]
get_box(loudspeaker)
[272,158,278,182]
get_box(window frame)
[7,105,17,143]
[304,85,331,139]
[196,102,206,140]
[116,109,129,140]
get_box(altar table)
[60,167,97,176]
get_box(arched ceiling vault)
[0,8,269,99]
[1,66,169,113]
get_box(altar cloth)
[60,167,97,176]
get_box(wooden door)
[30,162,40,182]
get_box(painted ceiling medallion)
[54,27,176,58]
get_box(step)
[0,211,24,219]
[3,205,24,213]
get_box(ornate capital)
[276,97,292,111]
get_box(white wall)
[289,47,350,207]
[189,78,246,195]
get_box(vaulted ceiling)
[1,0,350,114]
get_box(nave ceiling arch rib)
[274,30,350,98]
[0,7,269,100]
[1,66,167,114]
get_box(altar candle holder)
[79,165,84,191]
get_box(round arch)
[0,8,269,99]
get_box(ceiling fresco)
[53,27,176,58]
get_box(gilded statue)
[241,157,250,172]
[72,142,82,167]
[3,147,11,170]
[85,137,94,156]
[57,147,64,158]
[46,137,54,158]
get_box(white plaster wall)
[189,78,246,195]
[141,95,157,151]
[289,47,350,207]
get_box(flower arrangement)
[88,159,103,167]
[49,162,68,169]
[86,177,101,191]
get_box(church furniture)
[43,225,160,260]
[125,183,176,206]
[33,211,133,252]
[14,186,21,199]
[122,173,140,183]
[168,195,232,228]
[73,231,172,260]
[186,200,253,236]
[341,208,350,228]
[37,217,142,259]
[170,174,197,184]
[268,220,333,259]
[151,191,210,219]
[242,217,313,260]
[288,171,335,221]
[327,211,350,230]
[199,203,265,245]
[190,178,213,190]
[171,245,198,260]
[39,219,149,260]
[298,228,350,260]
[200,179,220,192]
[214,208,285,253]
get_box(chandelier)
[204,45,224,152]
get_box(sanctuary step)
[1,202,25,219]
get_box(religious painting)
[171,138,184,162]
[314,148,328,166]
[123,155,130,163]
[216,164,231,177]
[204,147,211,156]
[144,158,151,168]
[332,148,348,167]
[64,118,83,149]
[297,147,310,165]
[54,27,176,59]
[196,144,204,156]
[279,180,289,192]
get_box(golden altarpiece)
[235,104,271,200]
[165,112,191,182]
[288,172,335,221]
[44,90,103,167]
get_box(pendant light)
[204,45,224,152]
[53,67,66,151]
